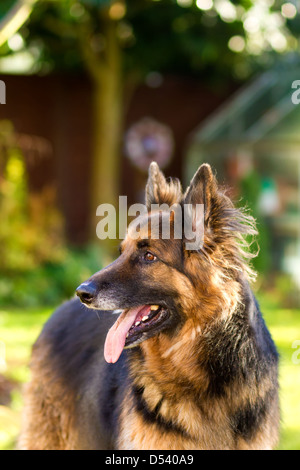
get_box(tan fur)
[20,162,279,450]
[19,342,79,450]
[118,326,279,450]
[145,162,182,210]
[115,190,278,449]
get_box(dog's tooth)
[142,315,149,322]
[135,321,141,326]
[150,305,159,311]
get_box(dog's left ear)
[145,162,182,210]
[184,163,218,227]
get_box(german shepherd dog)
[20,163,280,450]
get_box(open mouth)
[104,305,169,364]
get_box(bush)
[0,121,105,308]
[0,121,65,274]
[0,244,104,308]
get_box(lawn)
[258,297,300,450]
[0,306,51,450]
[0,298,299,450]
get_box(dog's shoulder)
[31,298,116,387]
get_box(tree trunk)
[91,58,122,222]
[81,15,123,253]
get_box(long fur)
[19,163,280,450]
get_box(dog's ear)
[145,162,182,210]
[184,164,258,274]
[184,163,218,226]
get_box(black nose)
[76,282,97,304]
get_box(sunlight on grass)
[0,307,52,449]
[261,303,300,450]
[0,405,20,450]
[0,308,51,382]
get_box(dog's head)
[76,162,257,363]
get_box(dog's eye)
[144,251,156,262]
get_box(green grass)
[0,299,299,450]
[0,306,52,449]
[257,296,300,450]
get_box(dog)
[19,162,280,450]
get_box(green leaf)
[0,0,19,20]
[80,0,111,7]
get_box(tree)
[0,0,298,243]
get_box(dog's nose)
[76,282,97,304]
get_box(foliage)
[0,0,18,18]
[1,0,298,83]
[0,121,104,308]
[238,167,271,274]
[0,244,104,308]
[0,121,64,274]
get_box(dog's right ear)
[145,162,182,210]
[184,163,218,226]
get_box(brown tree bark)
[79,11,123,253]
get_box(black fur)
[21,163,280,450]
[200,283,278,398]
[132,385,189,439]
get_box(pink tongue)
[104,306,150,364]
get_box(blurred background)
[0,0,300,450]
